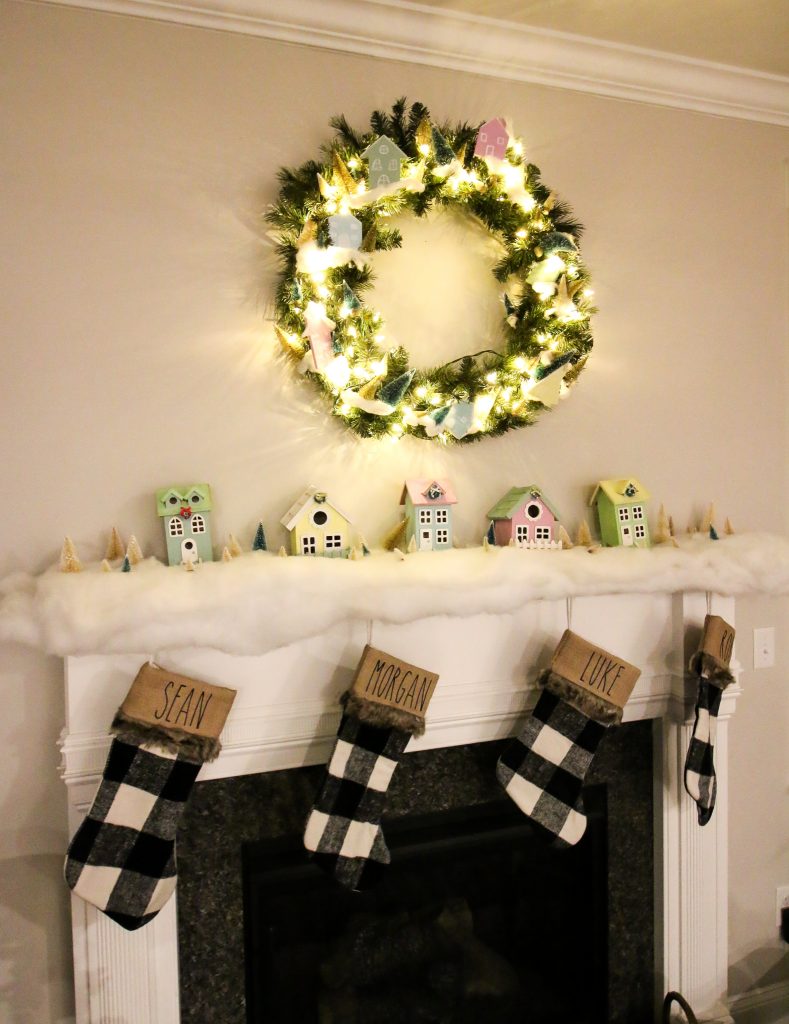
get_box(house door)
[621,525,634,547]
[419,528,432,551]
[181,538,199,564]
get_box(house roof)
[487,486,560,521]
[479,117,509,136]
[400,479,458,507]
[589,478,650,507]
[280,486,353,530]
[361,135,408,159]
[156,484,212,516]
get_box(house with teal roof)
[156,484,214,565]
[590,478,651,547]
[487,486,563,549]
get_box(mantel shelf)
[3,533,787,658]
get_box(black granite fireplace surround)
[177,723,654,1024]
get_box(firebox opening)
[243,794,608,1023]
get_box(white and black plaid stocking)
[65,737,202,930]
[684,657,733,825]
[304,710,412,890]
[497,687,609,846]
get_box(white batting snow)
[1,534,787,658]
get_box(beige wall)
[1,2,787,1020]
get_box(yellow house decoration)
[280,486,355,557]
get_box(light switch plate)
[753,627,775,669]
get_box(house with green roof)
[590,478,651,547]
[486,486,563,549]
[156,484,214,565]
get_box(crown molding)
[30,0,789,126]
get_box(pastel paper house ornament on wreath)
[474,118,510,160]
[328,213,363,249]
[590,478,651,548]
[486,486,564,549]
[401,479,457,552]
[303,301,336,372]
[280,486,355,557]
[156,484,214,566]
[361,135,408,189]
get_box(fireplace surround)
[177,726,652,1024]
[60,591,739,1023]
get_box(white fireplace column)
[60,592,740,1024]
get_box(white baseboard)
[729,981,789,1024]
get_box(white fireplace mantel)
[60,591,740,1024]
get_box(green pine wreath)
[268,99,595,444]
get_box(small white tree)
[576,520,593,547]
[105,527,125,561]
[654,504,671,544]
[126,535,143,565]
[59,537,82,573]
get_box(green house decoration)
[590,478,651,548]
[361,135,408,190]
[156,484,214,566]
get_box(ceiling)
[410,0,789,76]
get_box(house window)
[634,524,646,539]
[526,502,542,520]
[435,529,448,545]
[191,514,205,534]
[618,507,630,522]
[301,536,317,555]
[419,509,432,525]
[168,518,184,537]
[312,509,329,527]
[325,534,343,549]
[435,509,448,524]
[535,527,551,541]
[516,525,528,543]
[631,505,643,519]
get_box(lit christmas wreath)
[268,99,595,444]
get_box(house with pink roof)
[400,479,457,552]
[474,117,510,160]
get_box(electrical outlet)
[776,886,789,930]
[753,627,775,669]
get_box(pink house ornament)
[486,486,563,549]
[474,118,510,160]
[303,301,336,372]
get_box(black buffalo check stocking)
[304,645,438,891]
[684,615,735,825]
[497,631,639,846]
[304,707,413,890]
[65,664,235,930]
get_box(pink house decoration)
[486,486,563,549]
[302,301,336,372]
[473,118,510,160]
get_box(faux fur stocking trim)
[111,708,222,763]
[342,691,426,737]
[539,669,623,726]
[688,651,734,688]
